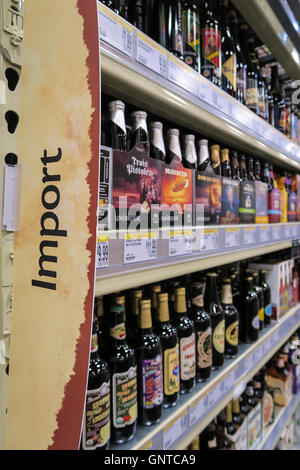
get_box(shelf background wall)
[4,0,100,450]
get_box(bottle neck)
[184,137,197,165]
[110,107,126,135]
[167,133,182,160]
[139,303,153,330]
[175,289,187,315]
[232,399,240,414]
[205,275,220,305]
[150,124,165,155]
[198,141,209,165]
[221,283,233,305]
[226,403,233,425]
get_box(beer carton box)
[161,156,193,228]
[239,181,256,224]
[249,259,294,320]
[296,196,300,222]
[288,191,297,222]
[265,370,293,407]
[247,402,262,450]
[277,177,288,223]
[194,171,222,226]
[254,181,268,224]
[268,187,282,223]
[98,144,162,230]
[221,177,240,225]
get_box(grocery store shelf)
[231,0,300,82]
[95,223,299,297]
[98,2,300,171]
[258,393,300,450]
[109,305,300,451]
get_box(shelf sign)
[244,227,256,245]
[124,232,158,264]
[97,2,133,57]
[5,0,100,450]
[169,229,193,257]
[200,229,219,252]
[225,228,240,248]
[136,31,168,77]
[97,233,109,268]
[163,410,188,450]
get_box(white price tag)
[200,229,219,252]
[225,228,241,248]
[163,411,188,450]
[98,3,133,57]
[260,226,271,243]
[189,397,206,427]
[272,225,281,240]
[244,228,256,245]
[136,32,168,77]
[169,230,193,257]
[124,232,157,264]
[233,379,246,400]
[291,225,297,238]
[96,234,109,268]
[284,225,291,238]
[168,55,198,96]
[198,79,213,104]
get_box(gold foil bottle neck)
[131,289,143,317]
[139,299,152,329]
[157,293,170,323]
[211,145,220,168]
[97,296,103,318]
[151,284,161,311]
[221,148,230,163]
[175,287,187,314]
[115,295,126,321]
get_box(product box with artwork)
[221,177,240,225]
[194,171,222,226]
[239,181,256,224]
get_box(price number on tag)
[146,238,157,259]
[163,412,188,450]
[122,27,132,55]
[96,240,109,268]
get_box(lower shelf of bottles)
[96,223,300,296]
[257,393,300,450]
[110,304,300,451]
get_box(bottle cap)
[131,110,147,119]
[184,134,195,141]
[109,100,125,111]
[167,128,180,136]
[150,121,163,130]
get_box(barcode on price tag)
[96,234,109,268]
[124,232,157,264]
[200,229,219,252]
[169,230,193,257]
[136,32,168,77]
[163,411,188,450]
[225,228,240,248]
[189,396,207,427]
[97,3,133,57]
[244,227,256,245]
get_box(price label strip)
[198,78,213,104]
[200,229,219,252]
[189,395,207,427]
[96,234,109,268]
[225,228,241,248]
[244,227,256,245]
[136,31,168,77]
[260,226,271,243]
[163,411,188,450]
[98,3,133,57]
[272,225,281,241]
[124,232,157,264]
[284,225,291,238]
[169,230,193,257]
[168,55,198,97]
[141,441,153,451]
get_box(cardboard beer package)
[194,170,222,226]
[221,177,240,225]
[239,181,256,224]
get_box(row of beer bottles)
[102,97,297,188]
[101,1,298,138]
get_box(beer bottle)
[96,296,105,354]
[228,7,246,105]
[183,0,201,72]
[241,277,259,343]
[155,292,180,408]
[127,288,143,347]
[220,0,237,98]
[174,287,196,394]
[128,0,144,31]
[190,282,212,382]
[253,374,263,400]
[221,279,238,359]
[211,144,221,176]
[204,273,225,369]
[239,154,248,182]
[232,398,243,427]
[240,25,258,114]
[245,381,257,409]
[254,160,262,181]
[166,128,182,164]
[262,162,270,186]
[109,305,137,444]
[200,421,217,450]
[156,0,168,49]
[200,0,222,88]
[248,37,267,120]
[136,299,163,426]
[107,100,127,151]
[118,0,129,19]
[183,134,198,169]
[253,272,264,330]
[197,139,211,172]
[167,0,184,60]
[150,284,162,324]
[130,111,149,154]
[247,157,255,181]
[149,121,166,161]
[225,402,237,436]
[221,148,232,178]
[102,0,118,13]
[167,278,181,322]
[81,315,110,451]
[239,392,250,418]
[230,150,240,181]
[271,65,286,134]
[216,412,232,449]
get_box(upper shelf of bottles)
[98,2,300,172]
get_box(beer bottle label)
[252,315,260,330]
[213,320,225,353]
[183,9,201,68]
[246,82,258,108]
[91,333,98,353]
[112,366,137,428]
[142,354,163,409]
[164,345,180,395]
[82,382,110,450]
[180,333,196,380]
[259,307,265,322]
[264,304,272,317]
[222,54,237,91]
[110,323,126,340]
[201,27,221,77]
[197,327,212,368]
[192,294,204,307]
[225,321,238,346]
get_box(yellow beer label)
[222,54,237,91]
[259,308,265,322]
[225,321,238,346]
[110,323,126,340]
[164,345,180,396]
[213,320,225,353]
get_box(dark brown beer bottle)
[221,279,238,359]
[240,24,258,114]
[204,273,225,369]
[200,0,222,88]
[166,128,182,164]
[232,398,243,427]
[241,277,259,343]
[197,139,211,172]
[128,0,144,30]
[260,270,271,326]
[230,151,240,181]
[239,154,248,182]
[149,122,166,161]
[254,159,262,181]
[109,305,137,444]
[247,157,255,181]
[220,0,237,98]
[190,282,212,382]
[107,100,127,151]
[167,0,184,60]
[228,7,246,105]
[130,111,149,154]
[81,314,110,451]
[155,292,180,408]
[127,288,143,347]
[174,287,196,394]
[225,401,237,436]
[253,272,264,330]
[211,144,221,176]
[183,0,201,72]
[221,148,232,178]
[136,299,163,426]
[183,134,198,169]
